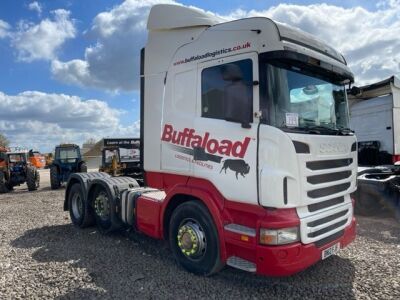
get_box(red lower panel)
[136,196,162,239]
[142,171,357,276]
[254,218,356,276]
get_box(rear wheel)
[0,171,9,194]
[169,201,223,276]
[26,166,39,191]
[92,186,113,233]
[68,183,94,228]
[50,166,61,190]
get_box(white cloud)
[0,91,139,151]
[28,1,42,16]
[51,0,173,91]
[53,1,400,89]
[220,2,400,85]
[0,19,10,38]
[11,9,76,62]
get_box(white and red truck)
[64,4,357,276]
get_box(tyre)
[91,186,120,233]
[26,166,40,191]
[0,171,9,194]
[68,183,95,228]
[79,162,87,173]
[169,201,223,276]
[50,166,61,190]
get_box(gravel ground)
[0,170,399,299]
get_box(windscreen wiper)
[280,125,321,134]
[305,125,354,136]
[303,125,339,135]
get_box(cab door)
[160,65,196,175]
[193,52,260,204]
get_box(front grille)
[307,171,351,184]
[308,219,347,238]
[299,203,352,244]
[296,142,355,244]
[307,183,351,198]
[308,209,348,227]
[306,158,353,170]
[308,197,344,212]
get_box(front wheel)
[169,201,223,276]
[26,166,40,191]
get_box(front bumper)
[255,217,356,276]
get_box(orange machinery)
[28,150,46,169]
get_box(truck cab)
[65,4,357,277]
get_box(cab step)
[226,256,256,273]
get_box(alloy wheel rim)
[177,219,207,259]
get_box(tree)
[0,132,9,147]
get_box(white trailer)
[349,76,400,165]
[63,4,357,277]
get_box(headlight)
[259,227,300,245]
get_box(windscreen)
[119,148,140,162]
[104,149,119,164]
[8,154,26,163]
[58,148,79,163]
[261,60,351,134]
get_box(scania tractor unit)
[64,4,357,277]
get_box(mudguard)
[64,172,111,210]
[87,176,140,201]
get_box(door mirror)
[349,86,361,96]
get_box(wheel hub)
[94,192,110,220]
[71,194,83,218]
[177,221,206,258]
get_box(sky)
[0,0,399,152]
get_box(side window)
[201,59,253,120]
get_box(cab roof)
[147,4,346,65]
[57,144,79,148]
[147,4,221,30]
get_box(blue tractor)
[50,144,87,189]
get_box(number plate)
[322,243,340,260]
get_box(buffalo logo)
[220,159,250,179]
